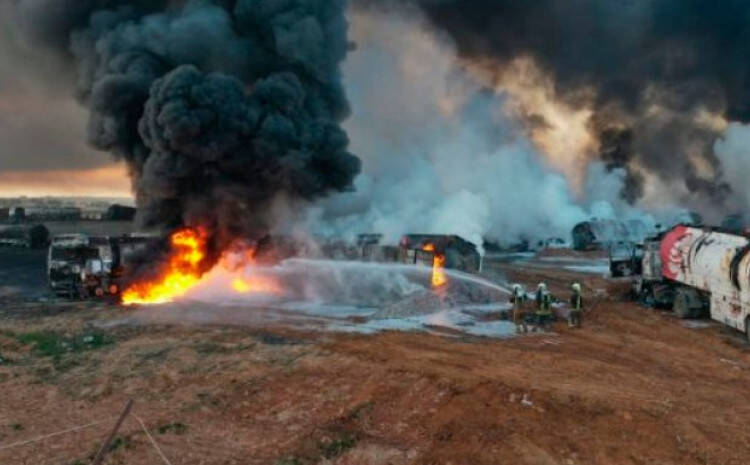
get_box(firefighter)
[510,284,528,333]
[569,282,583,328]
[535,282,553,331]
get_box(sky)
[0,2,131,197]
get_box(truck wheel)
[673,289,692,319]
[639,285,655,308]
[673,288,703,319]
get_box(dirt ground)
[1,254,750,464]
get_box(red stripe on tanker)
[656,225,750,331]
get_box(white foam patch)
[325,305,516,338]
[563,264,611,275]
[125,258,516,339]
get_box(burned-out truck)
[48,234,107,298]
[634,225,750,341]
[608,241,643,277]
[398,234,482,273]
[572,219,653,251]
[47,233,157,299]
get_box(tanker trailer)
[636,225,750,341]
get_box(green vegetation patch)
[108,435,132,452]
[319,433,358,459]
[274,458,302,465]
[347,401,375,420]
[156,422,188,435]
[16,330,113,358]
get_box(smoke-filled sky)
[3,0,750,244]
[0,1,130,195]
[408,0,750,213]
[2,0,362,263]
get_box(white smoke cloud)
[309,4,640,247]
[715,123,750,215]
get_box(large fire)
[122,227,209,305]
[121,228,283,306]
[122,231,450,306]
[422,243,447,288]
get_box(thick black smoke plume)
[14,0,360,261]
[407,0,748,205]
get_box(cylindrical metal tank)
[660,225,750,330]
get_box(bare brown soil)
[536,248,608,260]
[1,262,750,464]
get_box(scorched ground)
[0,256,749,464]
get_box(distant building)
[9,207,25,222]
[0,224,49,248]
[104,204,137,221]
[80,210,104,220]
[23,206,81,221]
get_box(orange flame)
[432,253,447,288]
[422,243,447,288]
[121,227,208,305]
[231,276,282,294]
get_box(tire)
[746,317,750,344]
[673,288,703,319]
[639,284,655,308]
[673,289,692,319]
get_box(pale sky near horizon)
[0,163,132,198]
[0,6,134,199]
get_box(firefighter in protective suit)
[569,282,583,328]
[535,282,553,331]
[510,284,528,333]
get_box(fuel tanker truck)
[635,225,750,341]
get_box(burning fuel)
[432,254,447,288]
[422,243,447,288]
[122,228,209,306]
[122,228,286,305]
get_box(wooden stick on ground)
[91,399,134,465]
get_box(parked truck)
[0,224,49,248]
[47,233,157,299]
[572,219,653,251]
[608,241,643,277]
[398,234,482,273]
[634,225,750,341]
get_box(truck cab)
[608,241,643,277]
[47,235,113,298]
[633,236,677,308]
